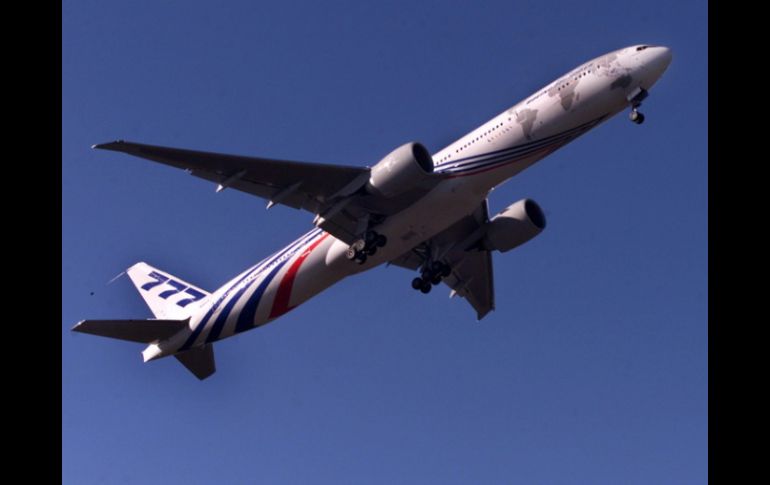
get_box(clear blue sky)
[63,1,707,483]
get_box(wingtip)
[476,308,493,321]
[92,140,125,150]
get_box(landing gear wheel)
[425,261,452,283]
[629,110,645,124]
[352,239,366,252]
[419,280,432,294]
[412,277,424,290]
[349,232,386,264]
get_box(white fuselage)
[151,45,672,359]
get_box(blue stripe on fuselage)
[233,258,291,334]
[203,229,321,343]
[434,116,606,174]
[179,228,321,350]
[433,125,575,169]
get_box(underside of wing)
[94,140,372,242]
[94,140,368,213]
[94,140,446,245]
[390,201,495,320]
[444,249,495,320]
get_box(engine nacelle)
[484,199,547,253]
[367,142,435,198]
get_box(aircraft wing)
[93,140,371,243]
[389,201,495,320]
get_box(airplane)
[73,45,672,380]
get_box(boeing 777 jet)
[74,45,672,379]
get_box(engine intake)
[367,142,435,198]
[484,199,546,252]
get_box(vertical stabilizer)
[126,262,210,319]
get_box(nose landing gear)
[627,86,649,125]
[629,109,645,124]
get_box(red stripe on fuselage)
[269,233,330,318]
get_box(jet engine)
[366,142,435,198]
[484,199,546,252]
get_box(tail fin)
[75,263,216,380]
[126,262,210,319]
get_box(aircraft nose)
[647,46,673,78]
[636,46,672,88]
[654,46,673,72]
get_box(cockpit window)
[636,45,652,51]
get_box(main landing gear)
[345,231,387,265]
[411,261,452,294]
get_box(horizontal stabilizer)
[175,345,216,380]
[72,319,187,343]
